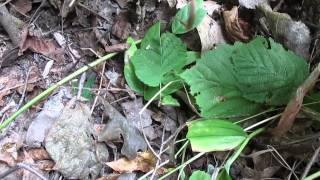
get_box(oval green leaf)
[187,119,247,152]
[190,170,211,180]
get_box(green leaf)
[124,37,144,94]
[172,0,206,34]
[131,33,187,87]
[232,37,308,105]
[82,75,95,101]
[181,44,263,118]
[217,169,232,180]
[186,119,247,152]
[181,36,308,118]
[141,22,161,52]
[161,95,180,106]
[190,170,211,180]
[224,128,265,174]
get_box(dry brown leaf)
[0,66,41,106]
[27,148,51,161]
[106,151,157,173]
[0,151,16,166]
[223,6,251,42]
[36,160,55,171]
[19,27,64,62]
[22,150,45,180]
[12,0,32,14]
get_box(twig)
[17,66,32,109]
[138,160,170,180]
[140,113,160,160]
[150,118,168,180]
[301,146,320,179]
[268,145,299,180]
[0,0,13,8]
[0,162,48,180]
[91,62,106,114]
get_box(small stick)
[301,146,320,179]
[0,163,48,180]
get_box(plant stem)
[225,127,266,173]
[158,152,205,180]
[0,52,118,130]
[304,171,320,180]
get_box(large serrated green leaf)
[181,36,308,118]
[187,119,247,152]
[131,33,187,87]
[232,37,308,105]
[181,44,263,118]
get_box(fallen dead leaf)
[106,151,157,173]
[19,26,65,62]
[197,15,226,51]
[22,150,47,180]
[36,160,55,171]
[121,98,156,140]
[26,148,51,161]
[97,97,147,159]
[11,0,32,14]
[223,6,252,42]
[0,151,16,166]
[112,12,131,40]
[0,66,41,106]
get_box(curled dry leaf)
[223,6,252,42]
[106,151,166,174]
[19,26,65,62]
